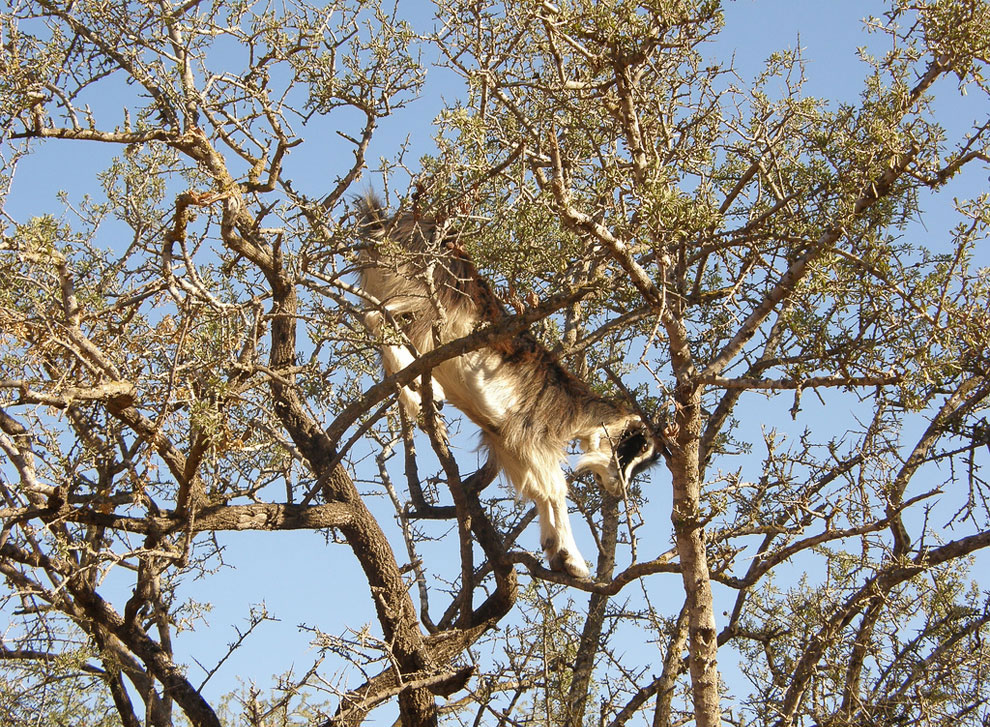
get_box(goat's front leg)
[532,474,590,579]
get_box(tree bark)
[565,493,620,725]
[669,383,722,727]
[265,276,438,725]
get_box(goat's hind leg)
[364,310,446,421]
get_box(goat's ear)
[652,422,673,459]
[636,415,673,460]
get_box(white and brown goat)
[356,195,664,578]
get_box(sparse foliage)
[1,1,988,726]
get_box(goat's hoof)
[548,549,590,579]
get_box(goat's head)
[577,418,668,495]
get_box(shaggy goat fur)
[356,195,662,578]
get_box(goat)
[356,194,665,578]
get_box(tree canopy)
[1,0,989,725]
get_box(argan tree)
[1,1,988,726]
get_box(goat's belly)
[435,351,517,431]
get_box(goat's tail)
[356,192,389,237]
